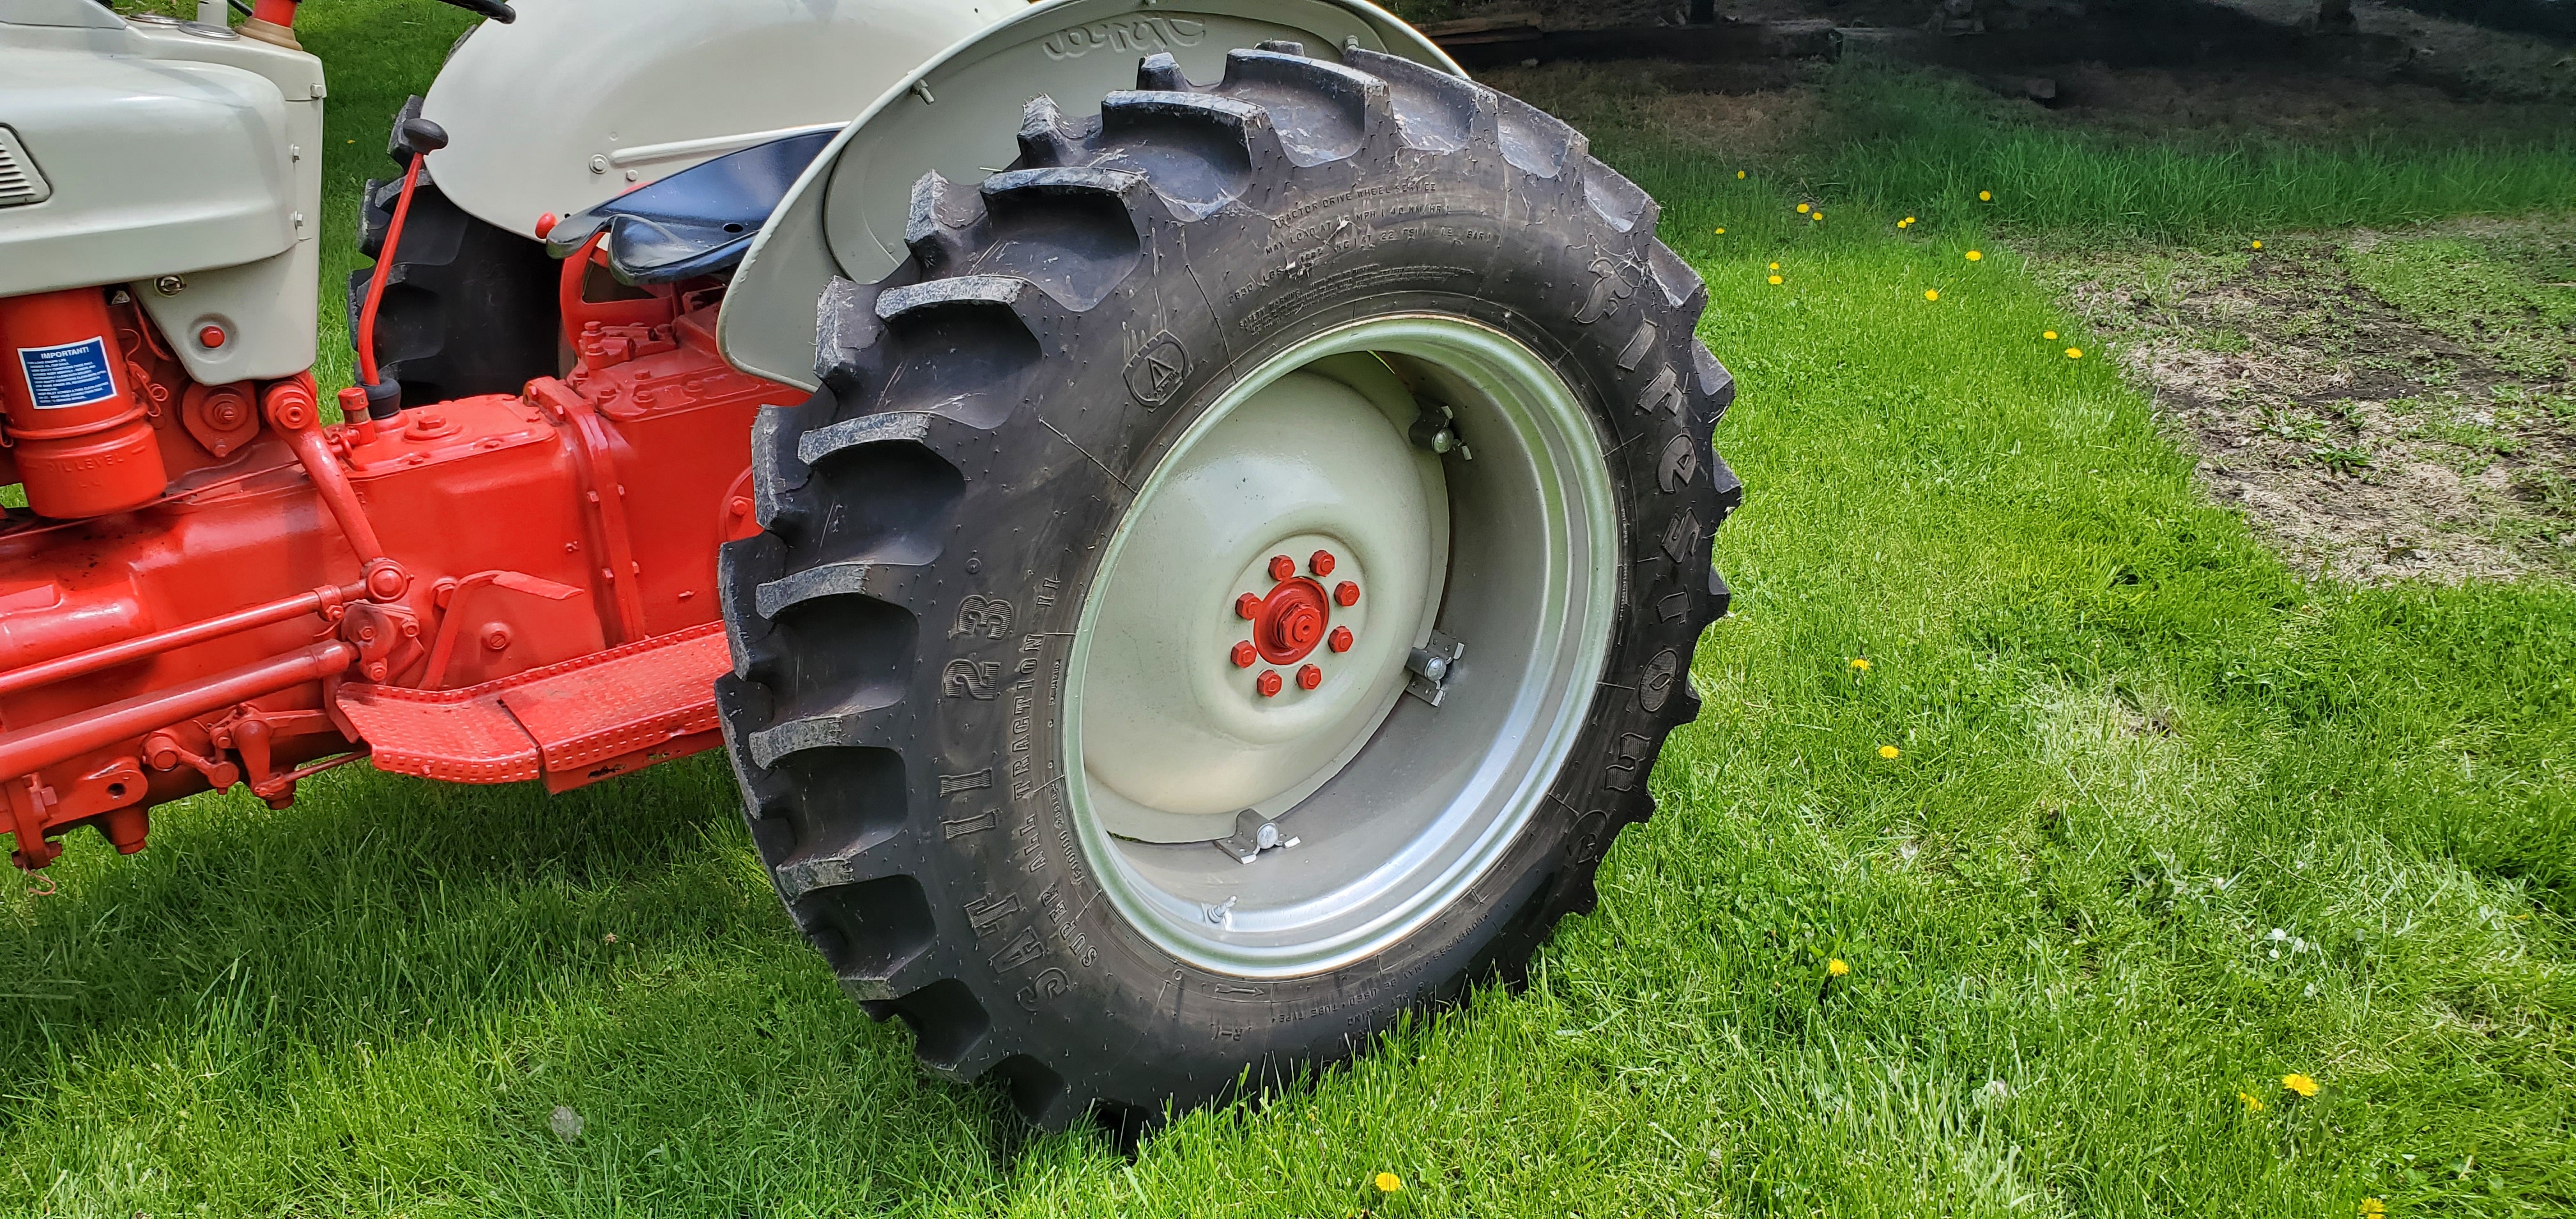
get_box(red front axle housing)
[0,259,796,868]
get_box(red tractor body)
[0,263,795,868]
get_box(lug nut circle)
[1227,548,1360,691]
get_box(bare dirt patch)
[2035,218,2576,583]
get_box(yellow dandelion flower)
[2359,1200,2386,1216]
[1966,250,1983,261]
[1736,170,1747,179]
[1797,203,1811,213]
[2043,330,2058,340]
[1849,657,1871,671]
[1903,216,1916,224]
[1978,190,1992,201]
[2064,347,2083,359]
[1827,958,1850,976]
[2283,1073,2319,1098]
[2238,1091,2266,1112]
[1811,211,1823,222]
[1374,1172,1404,1193]
[1768,262,1780,270]
[1924,289,1940,302]
[1768,275,1783,285]
[1878,744,1901,759]
[1714,227,1726,234]
[2250,240,2264,250]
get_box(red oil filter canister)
[0,288,168,518]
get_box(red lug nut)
[1268,554,1296,581]
[1333,581,1360,607]
[1256,669,1283,697]
[1296,664,1322,691]
[1236,592,1262,620]
[1309,550,1335,576]
[1328,626,1353,653]
[1230,640,1257,668]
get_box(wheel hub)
[1075,371,1437,839]
[1234,551,1359,687]
[1066,319,1618,976]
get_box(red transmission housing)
[0,261,799,868]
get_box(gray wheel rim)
[1064,315,1618,977]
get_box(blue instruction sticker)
[17,337,119,411]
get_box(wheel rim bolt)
[1333,581,1360,607]
[1296,664,1322,691]
[1235,592,1262,620]
[1328,626,1353,653]
[1268,555,1296,581]
[1230,641,1257,668]
[1309,550,1335,576]
[1256,670,1283,697]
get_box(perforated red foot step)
[338,622,728,792]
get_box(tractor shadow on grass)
[0,756,1043,1209]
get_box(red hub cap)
[1252,579,1331,663]
[1227,551,1360,691]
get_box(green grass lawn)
[7,11,2573,1217]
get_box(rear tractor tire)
[716,43,1741,1133]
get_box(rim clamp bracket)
[1404,629,1467,707]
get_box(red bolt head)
[1328,625,1353,653]
[1296,664,1322,691]
[1268,554,1296,582]
[1334,581,1360,607]
[1235,592,1263,620]
[1256,669,1283,697]
[197,325,226,349]
[1230,640,1257,668]
[1310,550,1335,576]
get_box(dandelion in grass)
[2044,330,2058,340]
[1714,227,1726,235]
[2359,1200,2386,1216]
[2064,347,2083,359]
[1965,250,1982,261]
[1768,275,1784,285]
[1978,190,1992,201]
[1769,262,1780,270]
[1924,289,1940,302]
[2283,1073,2319,1098]
[1827,958,1850,976]
[2239,1091,2266,1112]
[1374,1172,1404,1193]
[1849,657,1870,671]
[1797,203,1811,213]
[1878,745,1901,759]
[2251,240,2264,250]
[1736,170,1747,179]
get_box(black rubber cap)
[363,378,402,420]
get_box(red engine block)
[0,274,801,868]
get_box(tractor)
[0,0,1740,1132]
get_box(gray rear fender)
[714,0,1459,389]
